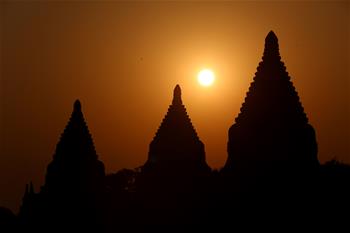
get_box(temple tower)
[19,100,105,228]
[224,31,318,175]
[143,85,210,174]
[139,85,210,224]
[43,100,105,204]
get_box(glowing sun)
[197,69,215,87]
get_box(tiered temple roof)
[224,31,318,173]
[143,85,210,174]
[43,100,105,195]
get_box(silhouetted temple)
[43,100,105,197]
[6,31,349,230]
[143,85,210,174]
[137,85,211,226]
[224,31,318,175]
[20,100,105,228]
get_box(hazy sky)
[1,1,349,212]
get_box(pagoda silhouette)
[223,31,319,179]
[8,31,344,230]
[137,85,211,226]
[143,85,210,175]
[19,100,105,229]
[43,100,105,198]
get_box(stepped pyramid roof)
[235,31,308,127]
[224,31,318,172]
[44,100,104,194]
[144,85,209,173]
[53,100,97,162]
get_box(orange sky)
[1,2,349,212]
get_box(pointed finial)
[263,30,280,59]
[74,99,81,112]
[266,31,278,43]
[174,84,181,96]
[172,85,182,105]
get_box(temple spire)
[44,100,105,195]
[172,84,182,105]
[263,30,280,61]
[53,99,97,161]
[224,31,318,173]
[74,99,81,112]
[143,85,210,173]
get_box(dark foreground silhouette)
[2,31,350,231]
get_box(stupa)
[143,85,210,174]
[224,31,318,174]
[43,100,105,197]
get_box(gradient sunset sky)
[1,1,349,211]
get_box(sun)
[197,69,215,87]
